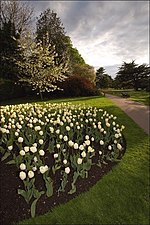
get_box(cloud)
[28,1,149,77]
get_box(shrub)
[61,75,100,97]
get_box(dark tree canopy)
[96,67,113,89]
[115,60,150,90]
[0,1,34,35]
[0,20,23,81]
[36,9,69,64]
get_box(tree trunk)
[39,91,43,100]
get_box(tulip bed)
[0,102,125,222]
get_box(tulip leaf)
[6,159,16,165]
[31,198,38,218]
[1,151,11,161]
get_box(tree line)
[0,1,149,102]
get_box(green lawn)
[104,89,150,106]
[15,96,149,225]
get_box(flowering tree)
[18,34,69,99]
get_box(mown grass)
[104,89,150,106]
[11,96,149,225]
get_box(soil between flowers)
[0,138,126,225]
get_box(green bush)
[61,75,100,97]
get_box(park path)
[105,94,149,135]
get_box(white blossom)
[39,130,43,135]
[20,150,25,156]
[63,159,67,164]
[63,135,68,142]
[28,170,34,178]
[77,158,83,164]
[20,163,26,170]
[54,153,58,158]
[8,145,13,151]
[65,167,70,174]
[39,149,45,156]
[24,146,29,152]
[117,143,122,150]
[19,171,26,180]
[100,140,104,145]
[68,140,74,147]
[39,139,44,145]
[18,137,23,143]
[30,146,37,153]
[74,143,79,149]
[39,165,48,174]
[56,144,60,149]
[108,145,112,150]
[81,151,86,158]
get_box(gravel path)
[106,94,149,135]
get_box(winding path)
[106,94,149,135]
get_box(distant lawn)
[15,96,149,225]
[104,89,150,106]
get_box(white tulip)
[24,146,29,152]
[81,151,86,158]
[100,140,104,145]
[8,145,13,151]
[63,159,67,164]
[20,163,26,170]
[77,158,83,164]
[63,135,68,142]
[32,166,37,172]
[85,140,90,146]
[34,156,38,162]
[33,143,37,147]
[39,130,43,135]
[56,144,60,149]
[79,145,84,151]
[39,149,45,156]
[39,165,48,174]
[66,126,70,131]
[18,137,23,143]
[68,140,74,147]
[30,146,37,153]
[85,135,89,140]
[54,153,58,158]
[20,150,25,156]
[19,171,26,180]
[39,139,44,145]
[108,145,112,150]
[59,134,63,139]
[65,167,70,174]
[28,170,34,179]
[117,143,122,150]
[74,143,78,149]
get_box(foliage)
[0,102,125,218]
[72,64,96,83]
[17,34,69,99]
[36,8,69,65]
[96,67,113,89]
[1,1,33,35]
[115,60,150,91]
[61,75,99,97]
[0,20,23,81]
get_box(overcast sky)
[29,1,149,78]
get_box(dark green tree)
[72,64,96,83]
[96,67,113,88]
[36,9,69,65]
[115,60,150,90]
[0,20,23,81]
